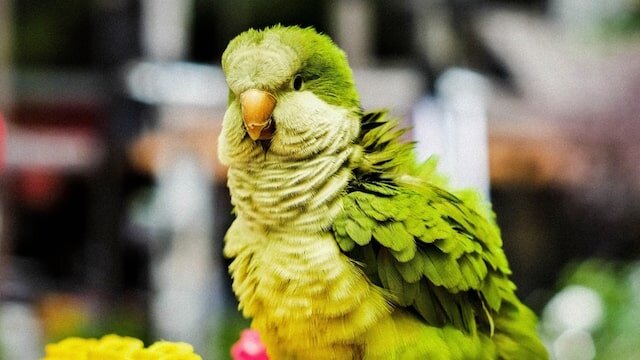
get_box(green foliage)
[46,306,148,345]
[210,306,251,360]
[13,0,94,67]
[541,259,640,360]
[601,1,640,39]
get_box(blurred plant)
[603,0,640,38]
[43,334,202,360]
[540,259,640,360]
[38,293,148,345]
[209,307,251,360]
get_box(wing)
[333,112,519,335]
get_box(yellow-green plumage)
[219,25,548,359]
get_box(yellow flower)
[43,337,98,360]
[133,341,202,360]
[43,335,202,360]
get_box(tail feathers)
[494,300,549,360]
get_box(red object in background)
[231,329,269,360]
[17,169,63,209]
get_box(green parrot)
[219,25,548,360]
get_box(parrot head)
[219,26,362,163]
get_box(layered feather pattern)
[220,25,548,359]
[333,111,548,359]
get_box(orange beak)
[240,89,276,141]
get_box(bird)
[218,25,549,360]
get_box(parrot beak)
[240,89,276,141]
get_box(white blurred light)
[628,265,640,303]
[141,0,192,60]
[150,154,218,356]
[553,329,596,360]
[0,302,43,360]
[6,128,102,171]
[543,285,604,333]
[353,67,424,116]
[125,61,228,107]
[413,68,490,199]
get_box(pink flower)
[231,329,269,360]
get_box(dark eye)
[292,74,303,91]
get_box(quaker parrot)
[219,25,548,360]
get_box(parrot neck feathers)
[224,99,360,233]
[224,109,425,234]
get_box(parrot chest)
[226,223,391,359]
[224,150,392,358]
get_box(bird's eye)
[292,74,303,91]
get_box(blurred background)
[0,0,639,359]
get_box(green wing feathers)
[333,183,510,332]
[334,111,548,358]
